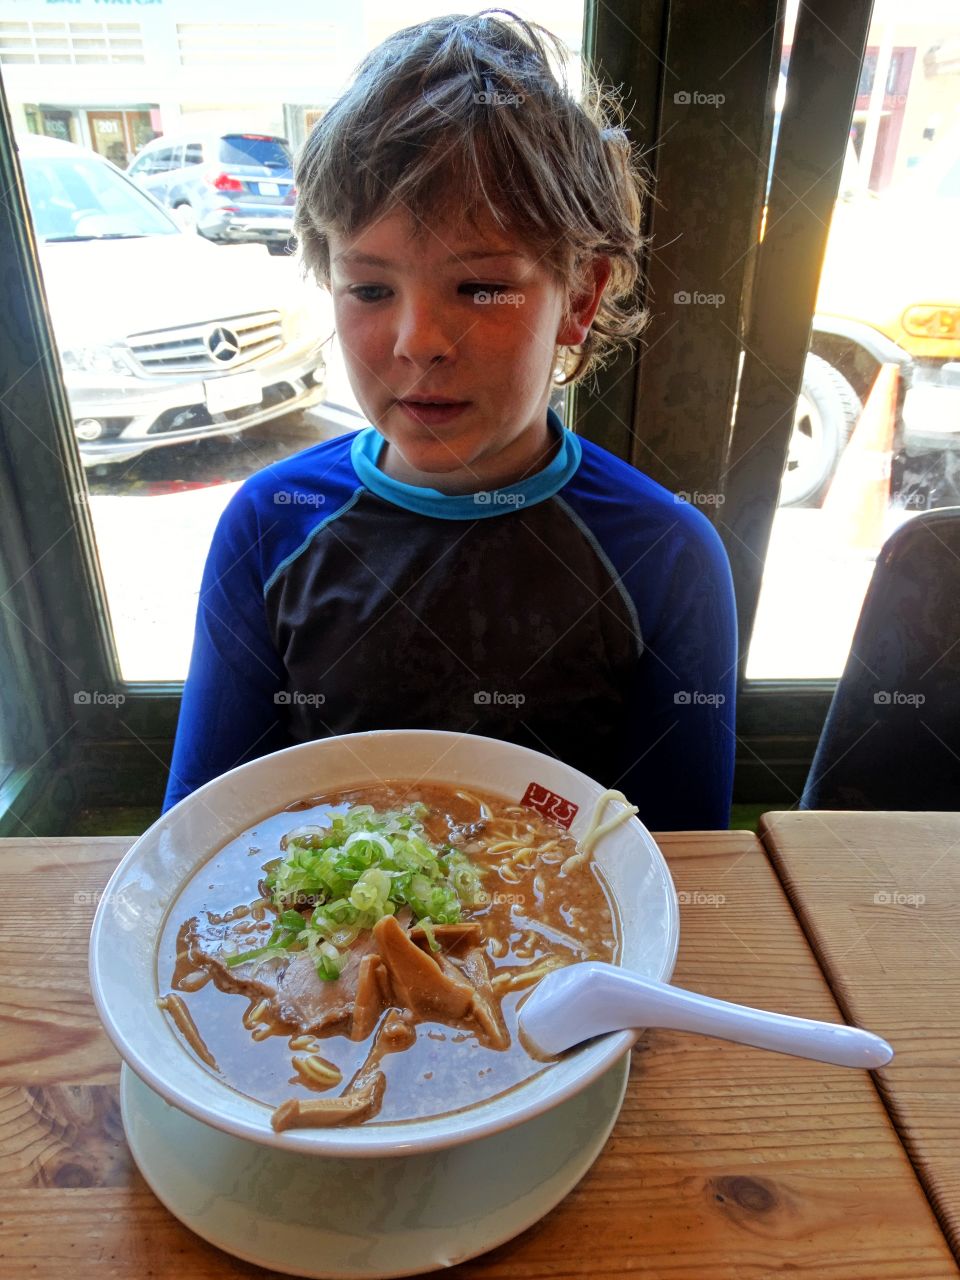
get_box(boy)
[162,9,737,829]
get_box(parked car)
[18,134,328,467]
[127,131,297,255]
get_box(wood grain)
[0,831,956,1278]
[0,839,132,1088]
[760,810,960,1263]
[0,1085,132,1188]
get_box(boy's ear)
[556,255,613,347]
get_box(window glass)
[8,1,584,681]
[20,151,180,240]
[218,134,292,167]
[747,0,960,679]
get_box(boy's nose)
[393,298,461,367]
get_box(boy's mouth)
[398,395,470,406]
[396,396,471,427]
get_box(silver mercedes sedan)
[18,133,328,467]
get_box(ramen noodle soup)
[156,782,632,1129]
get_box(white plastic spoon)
[518,961,893,1068]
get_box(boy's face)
[327,206,609,493]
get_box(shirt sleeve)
[616,510,738,830]
[162,489,292,813]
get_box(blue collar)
[349,406,582,520]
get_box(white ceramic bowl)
[89,730,679,1157]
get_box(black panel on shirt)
[264,490,641,785]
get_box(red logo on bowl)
[521,782,579,830]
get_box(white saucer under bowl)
[121,1054,630,1278]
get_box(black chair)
[802,507,960,810]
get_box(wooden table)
[0,833,956,1278]
[760,810,960,1263]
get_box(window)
[147,146,176,172]
[218,134,292,167]
[0,0,882,823]
[20,150,180,240]
[747,1,960,681]
[2,1,587,698]
[0,20,145,66]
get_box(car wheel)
[779,353,861,507]
[173,203,199,233]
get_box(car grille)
[126,312,283,375]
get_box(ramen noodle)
[156,782,635,1128]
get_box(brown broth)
[156,781,620,1125]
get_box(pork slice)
[274,930,380,1034]
[184,910,380,1035]
[184,912,287,1000]
[270,906,412,1033]
[372,914,474,1020]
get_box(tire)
[779,354,861,507]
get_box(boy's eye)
[348,285,390,303]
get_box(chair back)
[802,507,960,809]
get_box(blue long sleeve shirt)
[163,408,737,828]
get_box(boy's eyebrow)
[334,248,527,268]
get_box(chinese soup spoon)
[518,961,893,1068]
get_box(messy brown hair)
[293,8,649,387]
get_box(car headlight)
[902,306,960,340]
[60,344,134,375]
